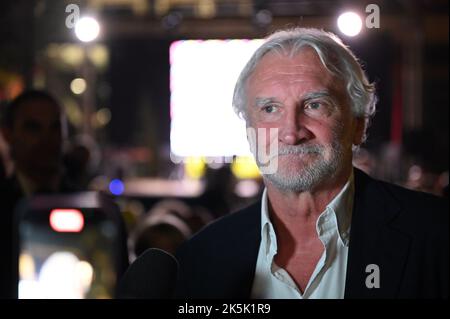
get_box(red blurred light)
[49,209,84,232]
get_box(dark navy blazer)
[175,168,448,299]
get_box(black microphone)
[117,248,179,299]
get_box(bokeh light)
[75,17,100,42]
[337,11,363,37]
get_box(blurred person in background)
[0,124,8,182]
[0,153,5,183]
[149,199,213,235]
[0,90,78,298]
[63,134,101,191]
[352,147,375,176]
[199,166,235,219]
[437,171,449,198]
[129,200,194,259]
[0,90,74,195]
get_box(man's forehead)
[248,50,341,93]
[259,47,324,67]
[250,49,334,82]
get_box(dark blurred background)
[0,0,448,298]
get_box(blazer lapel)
[228,201,262,298]
[202,201,262,298]
[345,169,411,298]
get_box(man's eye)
[305,101,322,110]
[262,105,278,113]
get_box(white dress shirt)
[251,172,354,299]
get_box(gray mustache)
[261,144,325,161]
[277,144,324,156]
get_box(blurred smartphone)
[13,192,128,299]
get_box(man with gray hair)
[175,28,448,299]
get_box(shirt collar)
[261,187,277,257]
[260,169,355,254]
[325,170,354,246]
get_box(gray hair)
[232,27,377,142]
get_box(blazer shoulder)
[355,169,447,237]
[380,180,447,213]
[377,179,448,235]
[175,201,262,298]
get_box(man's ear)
[352,118,366,146]
[0,127,13,145]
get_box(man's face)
[6,99,64,178]
[246,48,364,192]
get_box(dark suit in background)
[0,176,23,298]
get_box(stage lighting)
[75,17,100,42]
[337,11,362,37]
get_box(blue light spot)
[109,179,124,196]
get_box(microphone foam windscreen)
[117,248,179,299]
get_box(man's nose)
[279,111,312,145]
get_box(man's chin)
[263,173,313,192]
[262,161,338,192]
